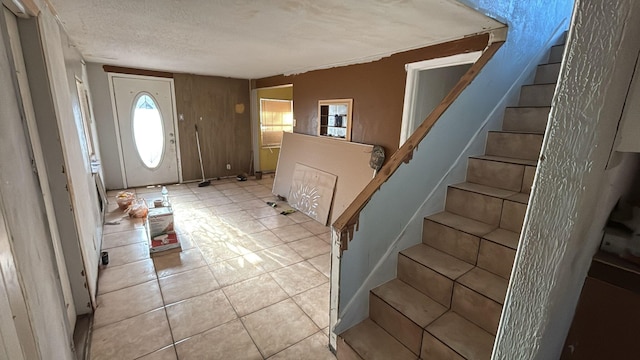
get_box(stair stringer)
[334,43,550,336]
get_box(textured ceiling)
[48,0,503,79]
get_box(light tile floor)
[91,176,336,360]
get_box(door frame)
[2,6,77,332]
[399,51,482,146]
[108,73,182,188]
[251,83,293,173]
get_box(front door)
[111,75,179,187]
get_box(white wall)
[18,16,93,316]
[411,64,471,135]
[494,1,640,359]
[37,3,102,306]
[334,0,575,336]
[86,62,124,189]
[0,8,74,358]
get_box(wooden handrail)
[332,41,504,251]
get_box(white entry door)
[111,75,180,187]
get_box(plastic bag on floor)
[127,199,148,218]
[116,191,135,211]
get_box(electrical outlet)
[226,164,231,170]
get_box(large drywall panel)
[273,132,374,224]
[289,163,337,225]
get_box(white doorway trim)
[107,73,182,188]
[251,83,293,174]
[399,51,482,146]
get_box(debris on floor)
[280,209,296,215]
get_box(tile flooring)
[91,176,336,360]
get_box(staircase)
[336,38,566,360]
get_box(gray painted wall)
[86,62,123,190]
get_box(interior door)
[112,75,179,187]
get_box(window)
[132,93,164,168]
[260,98,293,148]
[318,99,352,141]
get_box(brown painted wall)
[174,74,251,181]
[255,34,489,157]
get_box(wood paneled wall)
[254,33,490,158]
[174,74,251,181]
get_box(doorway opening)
[400,51,482,146]
[251,84,293,174]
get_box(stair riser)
[534,63,561,84]
[422,219,479,264]
[502,107,550,133]
[477,240,516,279]
[397,255,453,307]
[451,284,502,335]
[337,337,364,360]
[445,187,502,226]
[421,332,464,360]
[500,200,527,233]
[522,166,536,194]
[485,132,543,161]
[519,84,556,107]
[370,294,422,355]
[549,44,565,63]
[467,158,525,192]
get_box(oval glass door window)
[132,93,164,169]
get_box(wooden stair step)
[534,62,561,84]
[478,239,516,280]
[423,218,480,265]
[485,131,544,162]
[400,244,474,280]
[502,106,550,134]
[469,154,538,167]
[427,211,495,238]
[482,228,519,250]
[466,157,525,193]
[339,318,416,360]
[370,279,448,354]
[457,267,509,305]
[548,44,565,63]
[506,192,530,205]
[398,244,474,306]
[518,83,556,107]
[424,312,495,360]
[450,182,518,200]
[372,279,448,328]
[445,186,503,226]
